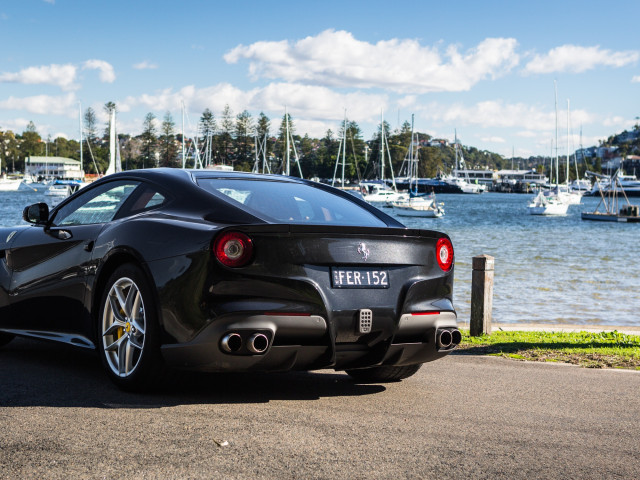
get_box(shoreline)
[457,322,640,336]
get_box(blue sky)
[0,0,639,158]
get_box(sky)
[0,0,639,159]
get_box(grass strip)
[456,329,640,370]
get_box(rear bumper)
[161,311,458,372]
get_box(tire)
[97,263,164,391]
[0,332,14,348]
[346,364,422,383]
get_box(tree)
[199,108,217,167]
[84,107,98,144]
[140,113,157,168]
[21,121,42,159]
[235,110,254,169]
[159,111,177,167]
[219,104,234,164]
[103,101,117,139]
[275,113,296,172]
[256,112,271,166]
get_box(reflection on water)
[1,190,637,326]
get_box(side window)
[125,185,168,216]
[54,181,141,226]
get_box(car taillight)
[214,231,253,267]
[436,237,454,271]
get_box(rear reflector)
[411,311,440,316]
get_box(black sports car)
[0,169,459,390]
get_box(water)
[394,193,638,327]
[1,190,637,326]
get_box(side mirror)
[23,203,49,225]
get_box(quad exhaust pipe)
[437,328,461,349]
[221,333,243,353]
[220,331,271,354]
[247,333,269,354]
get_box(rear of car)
[158,174,459,377]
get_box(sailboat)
[528,82,570,216]
[391,115,444,217]
[363,111,404,206]
[582,169,640,222]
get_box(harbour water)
[0,190,636,327]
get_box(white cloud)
[419,100,595,132]
[0,118,31,133]
[0,64,77,90]
[121,82,389,136]
[225,29,519,93]
[133,61,158,70]
[524,45,639,74]
[83,59,116,83]
[632,75,640,83]
[0,93,77,116]
[481,136,506,143]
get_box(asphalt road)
[1,338,639,479]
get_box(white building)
[496,169,548,185]
[25,156,84,180]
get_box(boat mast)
[566,99,570,185]
[78,101,83,174]
[341,112,347,186]
[285,107,290,176]
[181,101,186,169]
[380,110,385,182]
[554,80,559,188]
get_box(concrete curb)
[457,322,640,336]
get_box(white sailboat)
[391,115,444,217]
[363,111,403,206]
[0,175,22,191]
[528,82,570,216]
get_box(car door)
[7,180,142,335]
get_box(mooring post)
[470,254,494,336]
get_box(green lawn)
[457,330,640,370]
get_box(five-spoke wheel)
[98,264,163,391]
[102,276,147,377]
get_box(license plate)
[331,267,389,289]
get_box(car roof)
[99,168,308,186]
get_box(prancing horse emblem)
[357,242,370,261]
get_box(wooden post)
[470,255,494,336]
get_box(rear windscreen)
[196,178,387,227]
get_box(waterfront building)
[496,169,548,186]
[25,156,84,181]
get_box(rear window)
[196,178,387,227]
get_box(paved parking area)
[1,338,639,479]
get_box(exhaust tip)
[437,329,453,349]
[221,333,242,353]
[247,333,270,354]
[451,329,462,346]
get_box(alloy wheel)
[101,277,146,377]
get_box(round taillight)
[214,231,253,267]
[436,237,454,271]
